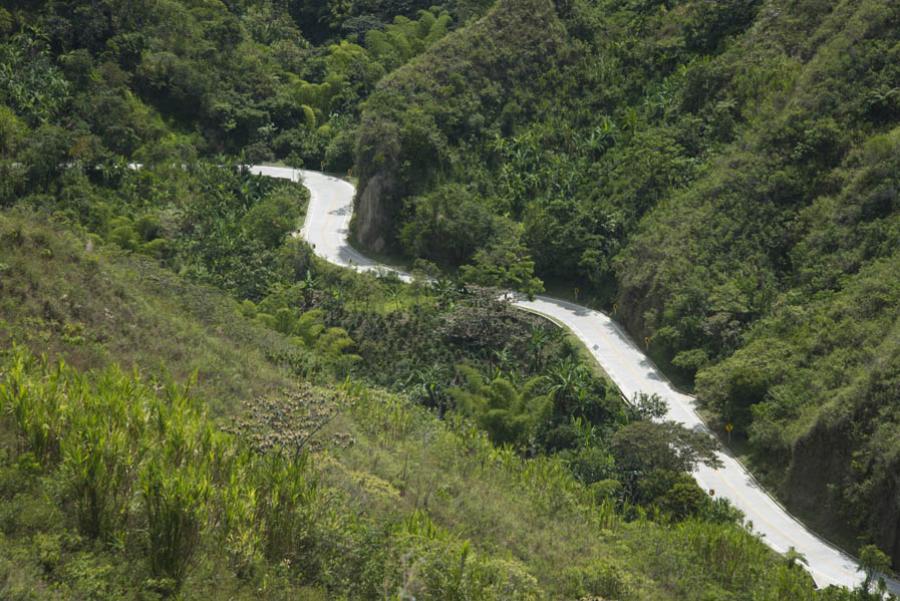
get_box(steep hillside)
[0,211,835,600]
[0,0,475,179]
[1,0,896,596]
[352,0,569,255]
[0,209,298,412]
[351,0,900,565]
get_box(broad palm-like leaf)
[448,365,550,448]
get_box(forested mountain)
[1,0,491,177]
[0,0,897,598]
[352,0,900,567]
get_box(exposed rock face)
[351,103,404,254]
[784,418,855,548]
[786,395,900,568]
[353,172,395,253]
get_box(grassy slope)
[0,212,826,599]
[0,209,294,415]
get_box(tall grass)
[0,349,251,589]
[0,347,841,600]
[0,349,554,598]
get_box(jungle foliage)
[3,214,886,599]
[0,0,897,595]
[351,0,900,565]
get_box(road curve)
[249,165,896,594]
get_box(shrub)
[141,459,208,586]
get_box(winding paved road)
[250,165,897,594]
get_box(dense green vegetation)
[0,0,488,181]
[351,0,900,566]
[6,212,888,599]
[0,0,897,596]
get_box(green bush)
[241,187,305,249]
[449,364,551,449]
[563,560,635,600]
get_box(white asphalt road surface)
[249,165,898,594]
